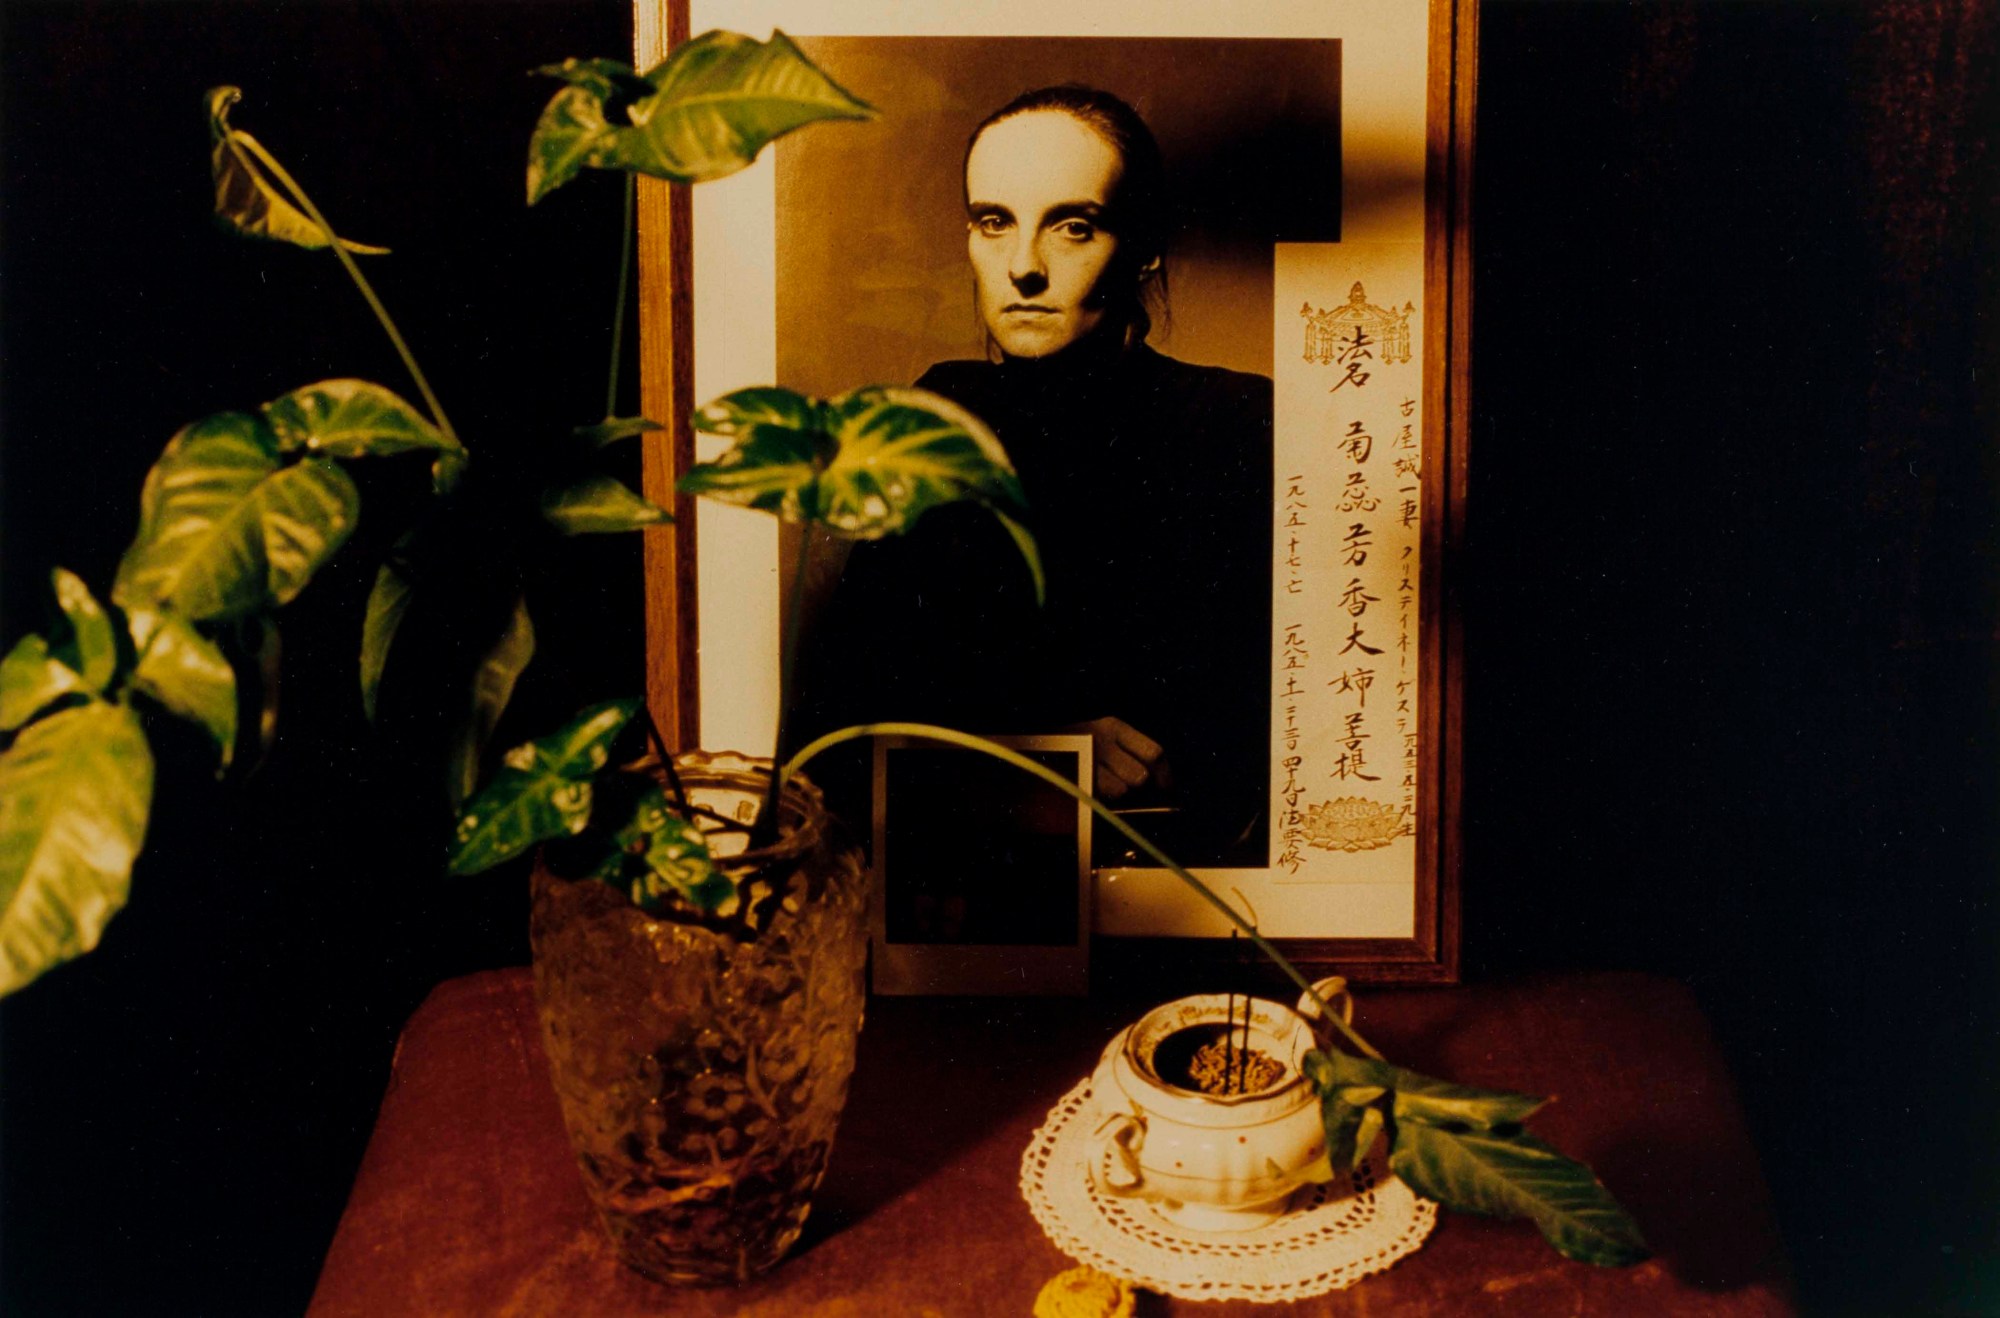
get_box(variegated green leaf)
[816,387,1030,533]
[1390,1122,1649,1267]
[126,609,237,770]
[525,83,616,206]
[526,33,873,203]
[447,699,639,875]
[114,414,361,622]
[207,87,387,254]
[49,570,117,692]
[594,783,731,914]
[447,598,535,808]
[682,385,1042,598]
[0,704,154,996]
[262,379,459,471]
[540,476,671,535]
[631,31,873,181]
[683,388,830,519]
[0,636,87,732]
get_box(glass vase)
[530,752,869,1285]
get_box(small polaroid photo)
[869,734,1093,996]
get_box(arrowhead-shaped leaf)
[126,609,237,770]
[447,699,639,875]
[816,386,1031,533]
[262,379,460,479]
[447,598,535,808]
[628,30,874,181]
[540,476,671,535]
[207,87,388,253]
[594,783,731,914]
[49,570,118,692]
[0,703,154,996]
[683,384,1042,599]
[682,388,831,519]
[114,413,361,622]
[526,33,873,203]
[1389,1121,1650,1267]
[0,636,87,732]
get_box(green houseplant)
[0,27,1646,1288]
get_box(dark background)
[2,2,1994,1314]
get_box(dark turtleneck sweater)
[797,341,1273,868]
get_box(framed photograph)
[637,0,1473,984]
[870,734,1093,995]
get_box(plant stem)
[605,173,636,419]
[230,134,459,448]
[638,704,692,817]
[753,527,815,847]
[783,721,1385,1061]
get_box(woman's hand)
[1065,716,1174,801]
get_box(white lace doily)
[1019,1078,1438,1303]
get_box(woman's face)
[964,110,1126,359]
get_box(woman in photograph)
[801,85,1273,868]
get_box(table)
[309,970,1793,1315]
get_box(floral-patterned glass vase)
[530,751,869,1285]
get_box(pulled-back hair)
[965,85,1171,344]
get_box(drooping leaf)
[1391,1072,1547,1131]
[447,699,640,875]
[126,609,237,770]
[526,83,616,206]
[573,415,662,450]
[262,379,459,467]
[447,598,535,808]
[540,475,671,535]
[526,33,873,203]
[237,614,283,772]
[593,782,731,914]
[207,87,388,254]
[48,569,117,692]
[991,509,1048,609]
[114,414,361,622]
[360,556,414,724]
[0,636,87,732]
[1350,1105,1386,1171]
[0,704,154,996]
[1318,1090,1372,1171]
[1389,1122,1650,1267]
[1304,1047,1546,1130]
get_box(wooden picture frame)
[637,1,1473,986]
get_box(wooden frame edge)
[636,1,699,750]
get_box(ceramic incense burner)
[1088,980,1351,1231]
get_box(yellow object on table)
[1033,1265,1138,1318]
